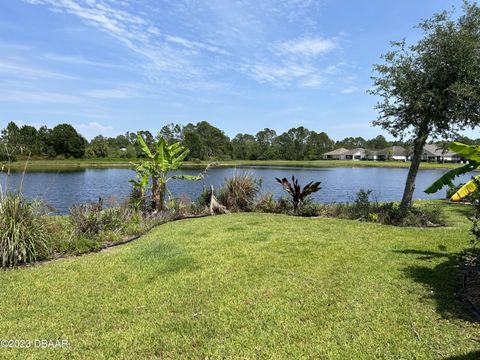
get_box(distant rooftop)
[373,146,406,156]
[323,146,406,156]
[322,148,350,156]
[423,144,456,157]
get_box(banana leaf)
[170,174,202,181]
[451,175,480,201]
[424,161,479,194]
[137,133,153,158]
[449,142,480,162]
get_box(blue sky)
[0,0,464,140]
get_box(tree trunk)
[151,177,159,211]
[399,135,427,213]
[151,178,165,212]
[158,182,165,211]
[208,186,229,215]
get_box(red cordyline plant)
[275,176,321,212]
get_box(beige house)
[367,146,407,161]
[322,144,463,163]
[343,148,366,160]
[322,148,350,160]
[324,146,407,161]
[421,144,463,162]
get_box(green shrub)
[69,203,102,236]
[100,207,127,231]
[296,199,321,217]
[276,197,294,214]
[69,201,131,237]
[196,187,212,208]
[350,189,376,219]
[122,212,144,236]
[470,191,480,249]
[255,192,277,213]
[0,193,49,267]
[67,235,103,255]
[167,197,196,218]
[388,205,445,226]
[43,215,75,256]
[310,192,445,227]
[218,172,260,212]
[316,203,350,218]
[128,187,148,213]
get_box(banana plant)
[132,133,201,211]
[425,142,480,201]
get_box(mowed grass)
[1,204,480,359]
[7,158,468,171]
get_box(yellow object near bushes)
[450,175,480,201]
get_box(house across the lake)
[322,148,350,160]
[366,146,407,161]
[344,148,366,160]
[322,144,462,162]
[323,146,407,161]
[421,144,463,163]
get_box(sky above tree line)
[0,0,468,140]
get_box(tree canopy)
[2,119,480,162]
[370,0,480,211]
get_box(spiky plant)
[275,176,321,212]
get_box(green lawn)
[1,203,479,359]
[7,157,468,171]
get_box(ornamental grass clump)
[0,193,49,267]
[218,172,260,212]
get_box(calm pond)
[0,166,471,214]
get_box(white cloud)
[23,0,228,81]
[241,60,343,89]
[241,34,341,88]
[74,121,114,138]
[84,88,134,99]
[0,90,82,103]
[340,86,358,94]
[42,53,123,68]
[164,35,231,56]
[4,120,44,129]
[275,37,336,57]
[0,60,76,80]
[299,75,324,88]
[242,62,312,87]
[22,0,344,90]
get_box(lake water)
[0,166,471,214]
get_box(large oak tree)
[370,1,480,212]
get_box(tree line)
[1,120,480,162]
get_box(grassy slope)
[7,158,466,171]
[1,203,479,359]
